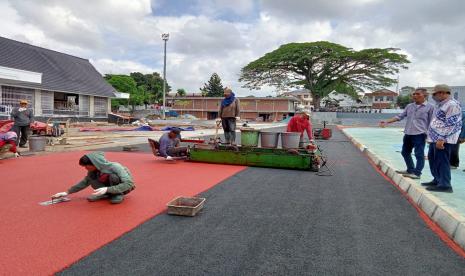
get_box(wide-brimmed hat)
[19,99,28,104]
[432,84,451,94]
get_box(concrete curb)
[341,128,465,251]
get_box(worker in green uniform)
[52,152,135,204]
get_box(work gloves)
[52,192,68,198]
[93,187,108,196]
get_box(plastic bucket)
[281,132,301,149]
[28,135,47,151]
[241,129,260,147]
[260,132,280,148]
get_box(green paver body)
[189,146,320,171]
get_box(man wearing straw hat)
[10,99,34,148]
[422,84,462,193]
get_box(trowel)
[39,197,71,206]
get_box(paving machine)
[189,144,321,171]
[188,127,322,171]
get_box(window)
[0,85,34,108]
[41,90,54,115]
[94,97,108,117]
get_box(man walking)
[422,84,462,193]
[379,88,433,179]
[10,99,34,148]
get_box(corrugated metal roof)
[0,36,116,97]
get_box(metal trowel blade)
[39,197,71,206]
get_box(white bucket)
[281,132,301,149]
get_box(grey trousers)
[167,146,188,157]
[221,118,236,144]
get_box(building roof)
[281,89,311,96]
[0,36,116,97]
[365,89,398,96]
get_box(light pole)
[161,33,169,119]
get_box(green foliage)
[130,72,170,104]
[397,94,412,108]
[239,41,410,108]
[105,74,146,110]
[176,88,187,97]
[201,73,224,97]
[105,72,170,111]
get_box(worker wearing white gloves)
[52,152,135,204]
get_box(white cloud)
[1,0,465,97]
[91,58,158,75]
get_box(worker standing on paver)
[379,88,433,179]
[158,129,188,160]
[422,84,462,193]
[52,152,135,204]
[218,87,240,145]
[287,111,313,146]
[10,99,34,148]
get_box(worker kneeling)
[159,129,188,160]
[52,152,135,204]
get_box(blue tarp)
[133,125,154,131]
[161,126,195,131]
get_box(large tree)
[130,72,171,105]
[239,41,409,108]
[201,73,224,97]
[104,74,145,111]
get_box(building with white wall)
[0,36,119,120]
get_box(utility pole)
[161,33,169,119]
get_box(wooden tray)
[167,196,205,217]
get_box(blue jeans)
[428,143,452,188]
[401,134,426,176]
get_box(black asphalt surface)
[62,128,465,275]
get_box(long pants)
[450,143,460,167]
[167,146,188,157]
[88,172,133,195]
[13,125,30,147]
[401,134,426,176]
[221,118,236,144]
[428,143,452,188]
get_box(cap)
[301,110,311,117]
[432,84,451,94]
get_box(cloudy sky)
[1,0,465,96]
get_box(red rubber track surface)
[0,151,245,275]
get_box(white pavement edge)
[340,127,465,252]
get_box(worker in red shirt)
[286,111,313,146]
